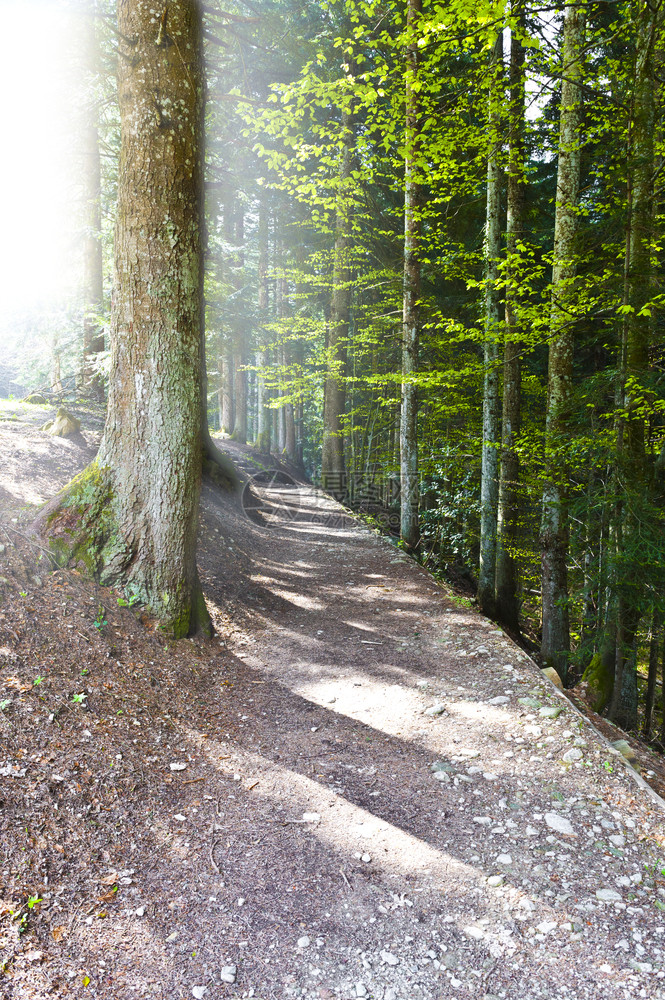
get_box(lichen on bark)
[42,0,211,641]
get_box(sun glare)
[0,2,79,337]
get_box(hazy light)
[0,1,79,334]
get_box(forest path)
[0,412,664,1000]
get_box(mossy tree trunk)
[47,0,209,639]
[495,0,525,632]
[540,0,585,682]
[477,29,503,617]
[400,0,421,551]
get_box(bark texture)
[254,200,271,453]
[495,3,525,632]
[540,1,585,682]
[47,0,208,639]
[477,30,503,617]
[400,0,421,550]
[610,0,663,729]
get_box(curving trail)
[1,413,665,1000]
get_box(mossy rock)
[541,666,564,690]
[41,420,54,432]
[47,408,81,438]
[25,393,47,405]
[580,651,613,713]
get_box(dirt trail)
[1,404,665,1000]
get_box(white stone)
[497,854,512,865]
[489,696,509,705]
[297,936,311,949]
[544,812,575,836]
[562,749,583,763]
[609,835,625,848]
[464,925,485,940]
[536,921,557,934]
[381,951,399,966]
[302,812,321,823]
[192,988,207,999]
[487,875,504,888]
[596,889,622,902]
[473,817,492,826]
[220,965,237,984]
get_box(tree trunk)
[400,0,421,550]
[80,1,105,400]
[219,346,234,434]
[477,29,503,616]
[45,0,209,639]
[495,1,525,632]
[255,200,271,452]
[321,109,353,496]
[231,208,247,443]
[644,608,662,739]
[609,0,662,729]
[540,0,585,682]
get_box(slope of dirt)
[1,403,665,1000]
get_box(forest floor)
[2,399,665,1000]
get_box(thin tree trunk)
[255,201,271,452]
[477,29,504,616]
[231,208,247,443]
[644,608,662,739]
[400,0,421,550]
[321,108,353,496]
[540,0,585,682]
[495,1,526,632]
[80,1,105,400]
[219,346,234,434]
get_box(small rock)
[473,817,492,826]
[220,965,237,984]
[596,888,621,902]
[518,697,541,710]
[135,906,145,916]
[361,853,371,863]
[489,696,509,705]
[433,770,450,783]
[487,875,504,888]
[609,835,625,848]
[562,749,583,763]
[192,987,207,999]
[303,812,321,823]
[496,854,512,864]
[544,812,575,836]
[539,706,562,719]
[169,762,187,771]
[47,407,81,438]
[174,814,187,821]
[464,925,484,940]
[424,703,446,717]
[536,921,557,934]
[541,667,564,689]
[355,984,368,998]
[381,950,399,966]
[297,936,311,949]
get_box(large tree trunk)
[45,0,209,639]
[477,29,503,616]
[495,0,525,632]
[400,0,421,550]
[540,0,585,682]
[609,0,662,729]
[321,109,353,496]
[80,1,105,400]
